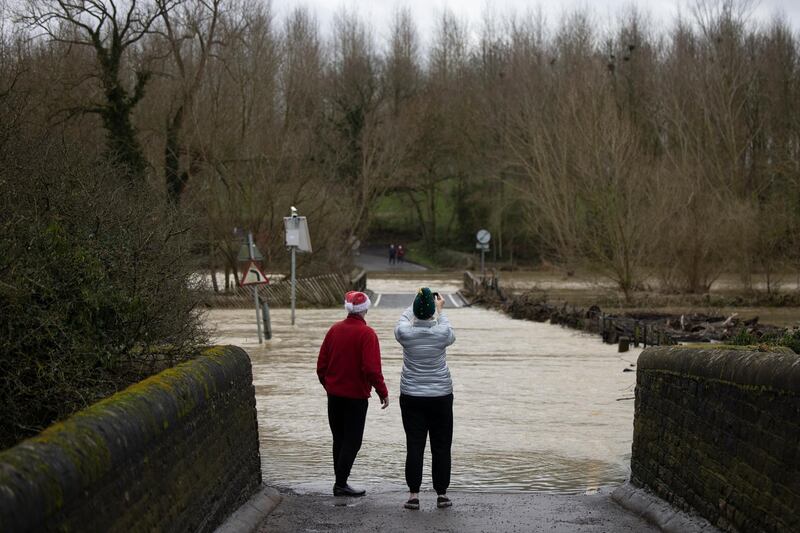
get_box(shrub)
[729,327,760,346]
[776,329,800,355]
[729,327,800,354]
[0,141,207,449]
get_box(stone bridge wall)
[0,345,261,533]
[632,346,800,532]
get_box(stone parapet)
[632,346,800,532]
[0,345,261,533]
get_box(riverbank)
[494,270,800,326]
[365,270,800,325]
[462,271,800,348]
[498,292,792,346]
[256,488,659,533]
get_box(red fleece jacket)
[317,314,389,400]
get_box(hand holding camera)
[433,292,445,313]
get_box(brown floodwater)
[206,279,641,495]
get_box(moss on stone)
[0,345,255,532]
[681,343,795,354]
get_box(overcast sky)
[274,0,800,45]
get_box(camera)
[432,292,440,299]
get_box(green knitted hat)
[413,287,436,319]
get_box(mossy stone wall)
[632,346,800,532]
[0,345,261,532]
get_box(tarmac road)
[257,488,659,533]
[354,246,427,273]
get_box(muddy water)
[206,282,640,494]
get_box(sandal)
[437,495,452,508]
[404,498,420,510]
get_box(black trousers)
[327,394,368,486]
[400,393,454,494]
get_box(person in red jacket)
[317,291,390,497]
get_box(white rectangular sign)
[284,216,312,252]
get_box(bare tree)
[325,9,405,244]
[4,0,800,294]
[19,0,174,177]
[155,0,222,202]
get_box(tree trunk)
[165,105,189,204]
[209,233,219,293]
[101,106,148,178]
[427,181,437,248]
[406,190,429,244]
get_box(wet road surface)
[256,489,658,533]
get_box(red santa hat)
[344,291,371,314]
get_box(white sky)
[274,0,800,45]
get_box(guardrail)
[463,270,504,302]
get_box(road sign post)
[249,232,262,344]
[476,229,491,279]
[291,245,296,325]
[239,232,269,343]
[261,300,272,340]
[284,207,312,326]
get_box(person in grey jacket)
[395,287,456,510]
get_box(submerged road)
[372,292,468,309]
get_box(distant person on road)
[397,244,405,263]
[394,287,456,510]
[317,291,390,497]
[389,243,396,265]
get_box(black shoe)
[404,498,420,510]
[437,495,452,508]
[333,484,366,497]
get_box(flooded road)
[206,279,640,494]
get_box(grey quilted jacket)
[394,306,456,397]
